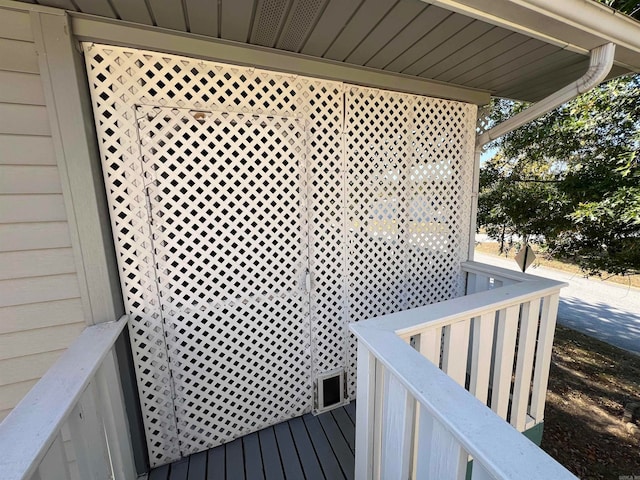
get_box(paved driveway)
[473,251,640,356]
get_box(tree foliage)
[479,75,640,276]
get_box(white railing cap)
[361,277,566,338]
[0,316,128,480]
[351,324,577,479]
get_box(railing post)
[531,293,560,422]
[96,348,137,479]
[67,381,112,480]
[355,340,377,480]
[34,434,70,480]
[416,415,466,480]
[380,375,415,480]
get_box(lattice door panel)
[137,106,312,455]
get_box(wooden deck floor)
[148,403,356,480]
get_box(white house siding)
[0,7,86,422]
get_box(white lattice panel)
[83,43,346,465]
[83,42,475,465]
[344,86,475,397]
[137,106,312,455]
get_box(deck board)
[258,427,285,480]
[169,458,189,480]
[225,438,245,480]
[288,416,325,480]
[303,414,346,480]
[331,408,356,453]
[242,432,265,480]
[187,451,207,480]
[150,404,356,480]
[273,422,304,480]
[344,402,356,425]
[317,412,354,479]
[206,446,225,480]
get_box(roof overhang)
[5,0,640,104]
[422,0,640,73]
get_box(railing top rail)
[462,260,550,283]
[362,276,566,338]
[0,316,128,480]
[351,324,577,479]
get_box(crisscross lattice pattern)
[83,43,475,466]
[137,107,312,456]
[343,87,475,396]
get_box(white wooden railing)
[351,261,575,479]
[0,316,136,480]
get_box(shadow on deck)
[148,403,356,480]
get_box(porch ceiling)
[20,0,640,102]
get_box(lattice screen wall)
[83,43,476,466]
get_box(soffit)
[19,0,639,102]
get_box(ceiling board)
[365,5,450,69]
[345,0,425,65]
[147,0,186,30]
[220,0,255,42]
[484,49,577,91]
[386,13,474,73]
[467,43,561,89]
[323,0,397,62]
[185,0,219,37]
[19,0,634,102]
[403,19,492,76]
[301,0,361,57]
[72,0,115,18]
[110,0,153,25]
[435,32,529,83]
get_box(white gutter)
[468,42,615,261]
[476,42,615,147]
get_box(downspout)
[467,42,616,260]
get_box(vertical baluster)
[381,375,415,480]
[491,305,519,419]
[511,299,541,430]
[96,349,137,479]
[355,342,377,480]
[474,274,490,293]
[531,293,560,422]
[419,327,442,365]
[469,312,495,404]
[466,272,477,294]
[470,462,494,480]
[66,381,112,480]
[36,433,71,480]
[373,360,385,480]
[442,320,470,386]
[415,414,466,480]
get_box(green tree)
[599,1,640,19]
[479,75,640,276]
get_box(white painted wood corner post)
[380,374,415,479]
[96,348,137,479]
[355,340,377,479]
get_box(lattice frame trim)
[83,42,477,466]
